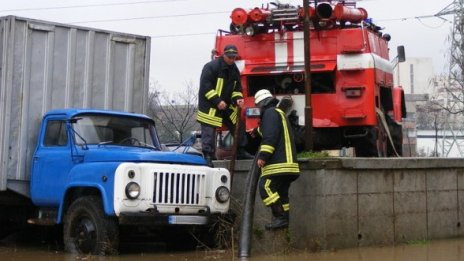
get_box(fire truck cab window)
[247,72,335,96]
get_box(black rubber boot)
[265,215,289,230]
[265,204,289,230]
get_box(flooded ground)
[1,227,464,261]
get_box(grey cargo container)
[0,16,151,196]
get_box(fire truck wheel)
[63,196,119,255]
[353,127,379,157]
[375,131,388,157]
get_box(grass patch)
[297,151,330,159]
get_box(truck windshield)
[71,114,159,149]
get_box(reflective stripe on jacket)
[197,57,243,127]
[258,106,300,177]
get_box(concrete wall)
[217,158,464,253]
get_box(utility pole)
[435,0,464,156]
[303,0,313,151]
[446,0,464,80]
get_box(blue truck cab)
[29,109,231,254]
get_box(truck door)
[31,117,74,206]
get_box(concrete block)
[358,170,393,194]
[324,217,358,250]
[394,170,426,193]
[457,169,464,190]
[359,193,393,217]
[251,228,290,255]
[358,216,394,247]
[458,190,464,237]
[427,191,457,212]
[226,158,464,252]
[292,170,324,196]
[324,194,358,250]
[325,194,357,219]
[395,191,426,215]
[394,213,427,243]
[291,194,358,251]
[342,158,464,170]
[358,193,394,247]
[290,195,326,249]
[427,170,457,191]
[291,195,322,230]
[427,211,458,239]
[322,169,357,195]
[298,158,344,170]
[322,147,355,157]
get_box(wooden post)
[303,0,314,151]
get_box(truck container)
[0,16,231,255]
[0,15,150,196]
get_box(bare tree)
[416,100,448,157]
[416,100,446,129]
[428,72,464,136]
[147,81,199,144]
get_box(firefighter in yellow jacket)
[253,89,300,230]
[197,44,252,166]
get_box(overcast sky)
[0,0,454,94]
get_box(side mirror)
[397,46,406,63]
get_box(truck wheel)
[353,127,379,157]
[63,196,119,255]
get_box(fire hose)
[376,108,400,157]
[238,154,260,258]
[237,96,296,258]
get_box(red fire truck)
[214,1,406,157]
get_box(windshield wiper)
[136,142,159,150]
[97,141,113,146]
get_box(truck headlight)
[215,186,230,203]
[125,182,141,199]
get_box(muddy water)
[1,236,464,261]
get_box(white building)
[394,57,434,95]
[395,57,435,157]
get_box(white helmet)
[254,89,273,105]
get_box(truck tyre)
[63,196,119,255]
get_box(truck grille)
[153,171,205,205]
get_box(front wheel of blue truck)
[63,196,119,255]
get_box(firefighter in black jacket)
[197,44,252,167]
[253,89,300,230]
